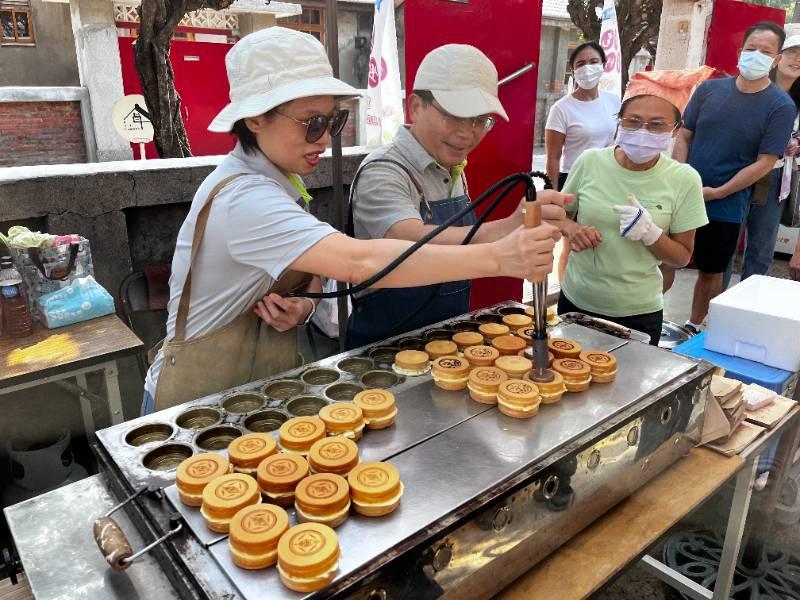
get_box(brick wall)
[0,101,87,167]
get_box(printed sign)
[112,95,154,144]
[598,0,622,98]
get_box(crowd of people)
[547,21,800,341]
[142,21,800,413]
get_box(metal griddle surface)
[196,340,697,600]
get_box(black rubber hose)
[288,172,536,299]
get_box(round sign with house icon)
[112,95,155,144]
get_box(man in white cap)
[346,44,526,348]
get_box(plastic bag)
[38,276,115,329]
[311,278,350,339]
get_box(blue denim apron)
[345,160,476,349]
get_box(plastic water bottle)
[0,258,33,338]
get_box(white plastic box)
[705,275,800,372]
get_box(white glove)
[612,194,663,246]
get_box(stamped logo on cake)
[560,359,584,370]
[267,458,299,477]
[359,392,388,406]
[290,530,326,555]
[331,407,358,421]
[215,478,249,500]
[506,382,534,395]
[476,369,501,382]
[242,509,278,533]
[587,353,611,364]
[237,438,267,454]
[553,340,575,350]
[187,458,220,479]
[307,478,339,499]
[438,357,465,369]
[319,441,348,460]
[357,466,390,487]
[289,421,319,438]
[469,347,494,357]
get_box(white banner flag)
[365,0,404,146]
[598,0,622,98]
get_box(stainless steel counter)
[4,475,180,600]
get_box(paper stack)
[711,376,746,441]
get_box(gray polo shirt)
[351,126,468,240]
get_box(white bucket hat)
[783,34,800,52]
[413,44,509,122]
[209,27,361,132]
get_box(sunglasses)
[275,109,350,143]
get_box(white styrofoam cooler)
[705,275,800,372]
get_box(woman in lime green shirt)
[559,87,708,345]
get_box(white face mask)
[616,128,673,164]
[574,64,604,90]
[738,50,775,81]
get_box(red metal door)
[706,0,786,76]
[404,0,543,309]
[118,36,236,158]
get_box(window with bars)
[282,7,324,44]
[1,1,34,45]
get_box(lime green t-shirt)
[562,147,708,317]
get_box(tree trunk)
[135,0,191,158]
[567,0,662,89]
[134,0,234,158]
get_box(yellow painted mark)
[7,334,81,368]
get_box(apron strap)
[347,158,424,237]
[174,173,248,342]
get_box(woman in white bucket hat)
[142,27,566,414]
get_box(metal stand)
[0,359,125,437]
[640,407,800,600]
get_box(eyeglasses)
[618,117,679,134]
[430,102,496,132]
[275,109,350,143]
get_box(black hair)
[619,95,682,124]
[771,61,800,111]
[232,119,259,155]
[788,78,800,111]
[744,21,786,50]
[569,41,606,70]
[412,89,435,105]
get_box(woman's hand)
[492,223,560,282]
[562,219,602,251]
[786,137,799,158]
[254,293,314,332]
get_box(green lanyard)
[449,160,467,196]
[289,174,313,209]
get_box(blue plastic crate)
[673,332,795,394]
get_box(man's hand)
[493,223,560,282]
[254,293,314,332]
[703,186,722,201]
[612,194,663,246]
[535,190,572,228]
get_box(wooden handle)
[94,516,134,571]
[524,202,542,229]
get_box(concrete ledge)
[0,86,89,103]
[0,150,369,304]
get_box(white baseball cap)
[784,34,800,51]
[209,27,361,132]
[413,44,509,122]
